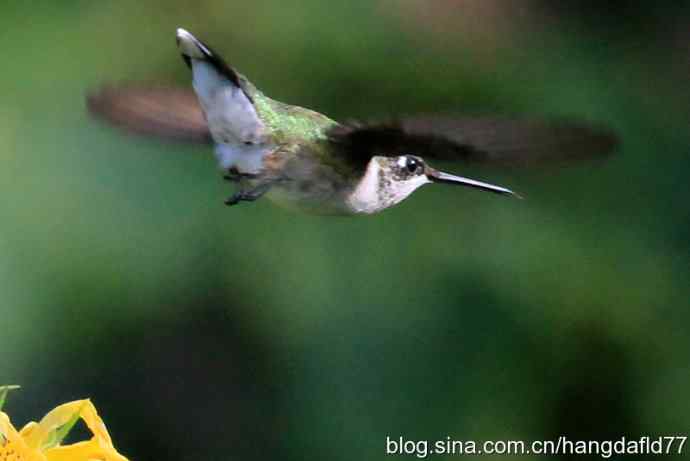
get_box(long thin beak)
[426,169,522,198]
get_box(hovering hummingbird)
[87,28,617,215]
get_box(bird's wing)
[328,116,618,166]
[87,85,212,143]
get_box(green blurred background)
[1,1,689,460]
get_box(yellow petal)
[36,401,127,461]
[0,412,45,461]
[45,440,128,461]
[23,401,87,450]
[73,401,112,446]
[19,422,38,439]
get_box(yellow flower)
[0,392,129,461]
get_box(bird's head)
[348,155,519,213]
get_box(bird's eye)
[405,157,421,173]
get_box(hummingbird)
[87,28,617,215]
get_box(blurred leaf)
[0,385,20,411]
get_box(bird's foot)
[224,183,272,207]
[223,168,258,182]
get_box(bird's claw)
[223,168,258,182]
[224,184,271,207]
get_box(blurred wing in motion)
[87,85,212,143]
[329,116,618,166]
